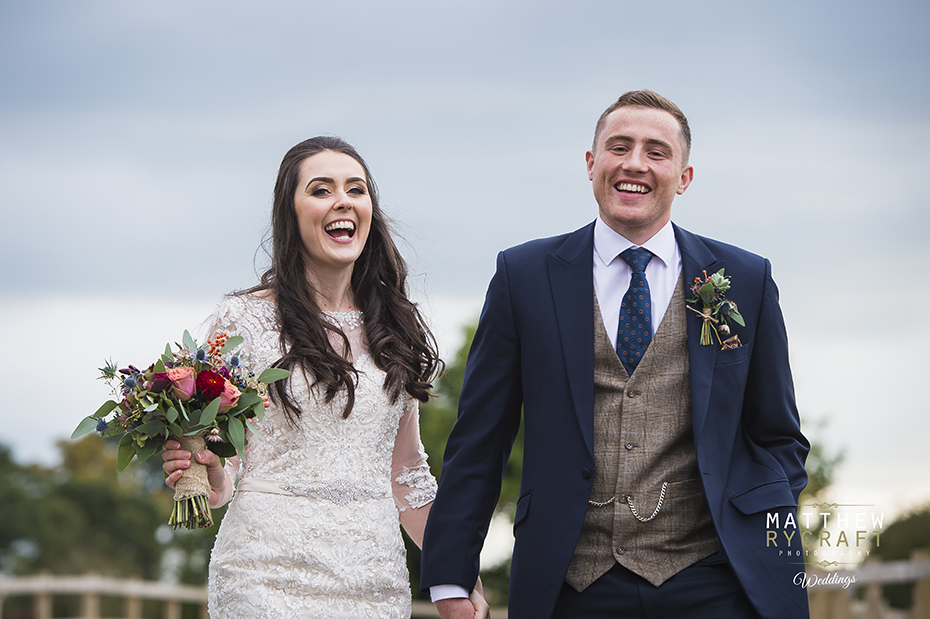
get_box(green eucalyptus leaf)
[187,408,202,426]
[71,416,100,439]
[221,335,244,354]
[94,400,119,418]
[135,440,161,463]
[228,417,245,456]
[729,309,746,327]
[153,359,166,374]
[252,402,266,423]
[162,343,174,365]
[168,423,184,436]
[238,393,261,408]
[258,368,291,384]
[247,420,265,441]
[166,406,178,424]
[136,420,167,435]
[116,442,137,472]
[208,441,237,458]
[182,330,197,353]
[699,282,715,306]
[143,403,159,413]
[200,397,220,427]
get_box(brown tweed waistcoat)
[564,273,719,590]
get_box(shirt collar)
[593,217,676,268]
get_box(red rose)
[196,370,226,401]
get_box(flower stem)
[168,495,213,530]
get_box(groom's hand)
[435,598,481,619]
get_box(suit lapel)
[674,224,724,443]
[547,222,596,459]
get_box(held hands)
[435,596,489,619]
[470,588,490,619]
[162,440,227,508]
[435,578,490,619]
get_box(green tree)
[0,436,219,589]
[0,438,165,578]
[410,322,523,604]
[798,423,845,567]
[867,503,930,609]
[419,322,524,510]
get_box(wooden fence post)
[164,598,181,619]
[864,582,885,619]
[126,595,142,619]
[81,590,101,618]
[35,591,52,619]
[912,550,930,619]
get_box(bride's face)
[293,151,373,274]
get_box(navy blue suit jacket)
[421,222,810,619]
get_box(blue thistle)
[195,349,207,362]
[122,377,137,389]
[96,418,110,434]
[229,356,241,368]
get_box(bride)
[161,136,488,618]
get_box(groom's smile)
[586,105,693,245]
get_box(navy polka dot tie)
[616,247,654,375]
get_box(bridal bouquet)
[73,330,289,530]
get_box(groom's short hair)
[592,90,692,163]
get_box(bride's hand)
[162,440,228,506]
[469,588,490,619]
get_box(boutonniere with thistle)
[687,269,745,350]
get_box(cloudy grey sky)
[2,0,928,523]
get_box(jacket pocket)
[727,480,795,515]
[715,342,752,366]
[513,491,532,533]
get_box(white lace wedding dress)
[203,294,437,618]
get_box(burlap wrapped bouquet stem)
[168,434,213,529]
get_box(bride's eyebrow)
[305,176,334,191]
[304,176,366,191]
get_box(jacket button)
[582,468,593,480]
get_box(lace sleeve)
[198,295,268,507]
[391,397,437,512]
[202,296,254,361]
[210,454,241,508]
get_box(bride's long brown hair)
[246,136,442,421]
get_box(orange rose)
[167,366,196,401]
[219,380,241,413]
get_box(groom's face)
[586,106,694,244]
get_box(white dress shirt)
[593,217,681,346]
[430,218,683,604]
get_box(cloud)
[1,0,928,521]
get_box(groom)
[421,90,810,619]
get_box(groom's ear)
[677,164,694,195]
